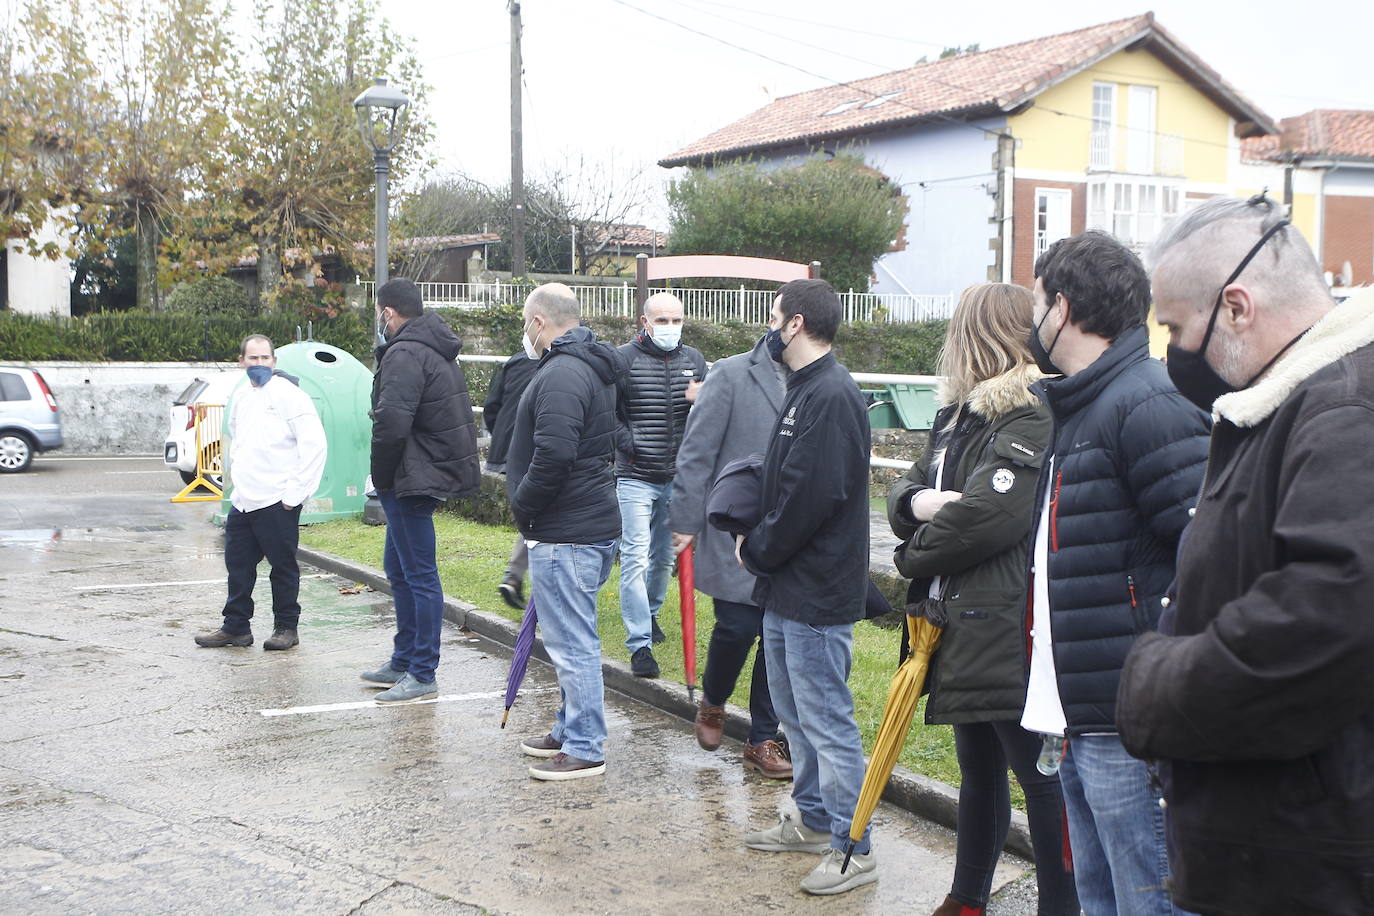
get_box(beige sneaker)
[743,813,829,853]
[800,847,878,895]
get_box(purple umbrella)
[501,596,538,728]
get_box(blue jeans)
[1059,734,1196,916]
[616,478,673,652]
[529,540,616,762]
[762,610,870,855]
[379,492,442,683]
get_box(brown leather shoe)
[743,739,794,779]
[695,701,725,750]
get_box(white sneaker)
[743,812,830,853]
[800,847,878,896]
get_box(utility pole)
[509,1,526,278]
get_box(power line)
[673,0,1369,110]
[616,0,1250,158]
[606,0,999,142]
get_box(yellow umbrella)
[841,611,944,873]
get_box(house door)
[1035,189,1072,259]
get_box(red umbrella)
[679,544,698,702]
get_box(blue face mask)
[648,325,682,351]
[246,365,273,387]
[764,324,792,364]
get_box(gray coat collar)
[747,337,785,412]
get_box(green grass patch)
[303,512,1028,805]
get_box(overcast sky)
[378,0,1372,226]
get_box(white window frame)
[1034,188,1073,259]
[1088,176,1184,247]
[1090,82,1116,170]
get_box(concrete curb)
[298,543,1034,860]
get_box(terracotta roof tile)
[592,224,668,249]
[661,13,1274,166]
[1242,110,1374,162]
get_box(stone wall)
[34,361,239,455]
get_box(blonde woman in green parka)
[887,283,1077,916]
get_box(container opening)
[314,351,338,363]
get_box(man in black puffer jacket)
[361,279,480,705]
[1019,232,1209,916]
[615,292,707,678]
[507,283,624,781]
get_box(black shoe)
[499,572,525,611]
[263,628,299,651]
[650,617,666,644]
[631,646,660,678]
[194,628,252,648]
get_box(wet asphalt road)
[0,457,1035,915]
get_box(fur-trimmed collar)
[961,363,1045,420]
[1215,288,1374,427]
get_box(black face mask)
[1029,298,1066,376]
[1166,218,1298,413]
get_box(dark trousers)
[379,492,443,683]
[222,502,302,635]
[701,598,779,745]
[950,720,1079,914]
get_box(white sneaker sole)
[528,761,606,781]
[801,869,878,896]
[373,688,438,705]
[521,743,562,759]
[744,839,829,854]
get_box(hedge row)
[0,306,948,377]
[0,311,375,363]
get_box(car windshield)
[174,380,207,406]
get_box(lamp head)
[353,77,410,154]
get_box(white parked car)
[163,373,239,487]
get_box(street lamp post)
[353,77,410,292]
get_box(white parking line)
[259,687,553,717]
[37,455,162,461]
[74,574,331,591]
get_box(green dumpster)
[861,379,941,431]
[216,341,374,525]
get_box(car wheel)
[179,469,196,486]
[0,432,34,473]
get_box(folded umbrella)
[679,544,698,703]
[500,596,538,729]
[842,605,945,872]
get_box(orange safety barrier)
[171,404,225,503]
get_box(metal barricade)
[171,404,225,503]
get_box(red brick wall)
[1012,178,1086,288]
[1323,195,1374,286]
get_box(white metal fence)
[358,280,955,324]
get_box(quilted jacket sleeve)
[1117,390,1210,547]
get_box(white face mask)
[648,324,682,351]
[522,319,541,360]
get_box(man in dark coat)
[614,292,707,679]
[482,351,539,609]
[360,278,480,704]
[1019,232,1209,916]
[670,335,790,779]
[737,279,875,896]
[1118,196,1374,916]
[507,283,623,781]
